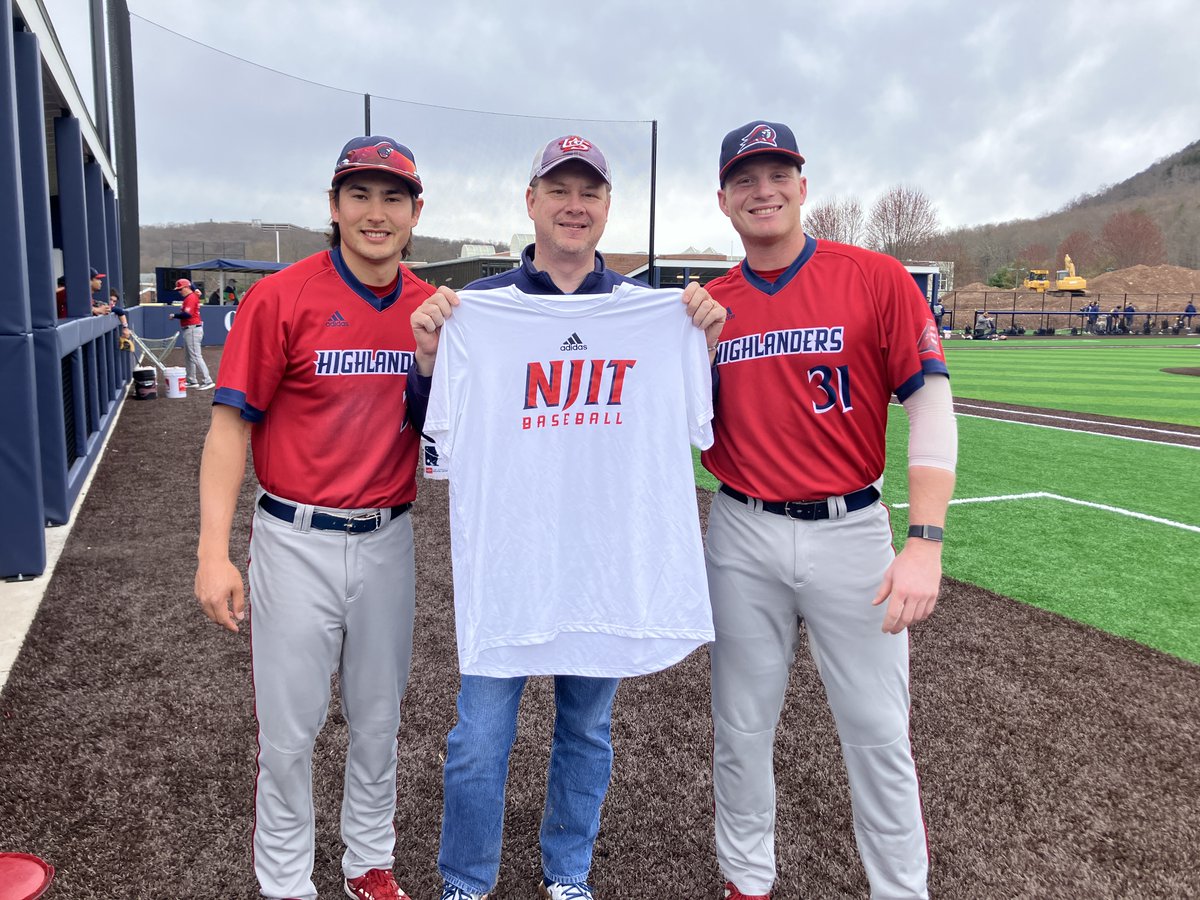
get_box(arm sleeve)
[406,368,432,434]
[901,373,957,471]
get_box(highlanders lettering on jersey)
[312,348,414,376]
[521,358,635,430]
[713,326,844,364]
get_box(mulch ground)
[1,347,1198,899]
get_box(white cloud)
[40,0,1200,253]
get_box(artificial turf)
[942,338,1200,426]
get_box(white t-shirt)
[425,284,715,677]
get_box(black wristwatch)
[907,524,944,542]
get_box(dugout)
[2,0,137,579]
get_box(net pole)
[648,120,658,287]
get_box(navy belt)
[719,484,879,520]
[258,495,411,534]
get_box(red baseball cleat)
[724,881,770,900]
[344,867,410,900]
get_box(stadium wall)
[3,0,130,578]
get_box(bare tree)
[865,185,940,260]
[1056,230,1097,274]
[1098,210,1167,269]
[803,196,864,246]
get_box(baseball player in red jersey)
[169,277,214,389]
[702,121,957,899]
[193,135,448,900]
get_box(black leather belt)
[258,495,411,534]
[719,484,879,520]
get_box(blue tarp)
[183,258,287,273]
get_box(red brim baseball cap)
[332,135,423,195]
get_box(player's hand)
[194,557,247,633]
[682,283,726,354]
[871,539,942,634]
[411,286,460,375]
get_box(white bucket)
[164,366,187,399]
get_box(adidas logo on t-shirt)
[325,310,350,327]
[560,332,587,351]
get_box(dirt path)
[951,397,1200,447]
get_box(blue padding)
[33,326,68,525]
[15,32,56,331]
[0,333,47,578]
[0,13,32,337]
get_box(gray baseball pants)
[181,324,211,385]
[247,491,416,900]
[706,489,928,899]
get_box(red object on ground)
[0,853,54,900]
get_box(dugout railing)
[966,309,1198,337]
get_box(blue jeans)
[438,674,620,893]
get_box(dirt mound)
[1089,264,1200,293]
[955,282,993,293]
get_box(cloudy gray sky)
[48,0,1200,257]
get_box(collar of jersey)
[739,234,817,296]
[503,282,632,318]
[330,247,403,311]
[521,243,613,295]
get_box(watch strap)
[907,524,944,542]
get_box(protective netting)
[131,16,654,255]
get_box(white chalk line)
[954,402,1200,438]
[891,491,1200,533]
[952,411,1200,450]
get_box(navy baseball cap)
[89,266,105,279]
[332,136,423,195]
[719,121,806,183]
[530,135,612,186]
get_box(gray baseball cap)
[530,135,611,186]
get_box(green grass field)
[943,338,1200,426]
[693,339,1200,663]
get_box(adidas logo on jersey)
[325,310,350,327]
[560,332,587,351]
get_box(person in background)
[168,278,215,389]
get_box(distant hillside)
[938,139,1200,284]
[139,221,508,275]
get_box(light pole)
[256,222,292,263]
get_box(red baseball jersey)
[702,237,948,502]
[178,292,202,327]
[214,249,435,509]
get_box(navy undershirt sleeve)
[406,368,432,433]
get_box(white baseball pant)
[706,489,928,899]
[247,491,416,900]
[181,324,211,385]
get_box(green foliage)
[986,267,1016,289]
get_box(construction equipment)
[1022,255,1087,295]
[1022,269,1051,292]
[1052,254,1088,295]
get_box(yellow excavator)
[1053,254,1088,295]
[1022,255,1087,295]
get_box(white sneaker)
[440,885,488,900]
[539,882,593,900]
[185,381,200,387]
[198,382,216,391]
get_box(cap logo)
[738,124,779,152]
[560,136,592,153]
